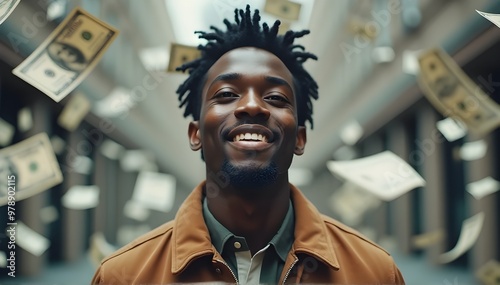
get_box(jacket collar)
[171,181,340,274]
[288,183,340,269]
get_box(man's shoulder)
[102,220,175,264]
[320,214,391,256]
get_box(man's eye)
[215,92,238,98]
[266,95,289,103]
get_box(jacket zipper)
[282,256,298,284]
[215,258,238,284]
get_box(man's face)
[189,47,306,188]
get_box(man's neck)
[205,176,290,255]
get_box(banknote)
[89,232,116,267]
[327,150,425,201]
[12,7,119,102]
[57,92,91,131]
[477,10,500,29]
[436,117,467,142]
[439,212,485,263]
[329,182,381,226]
[466,176,500,200]
[62,185,100,210]
[0,0,20,25]
[476,259,500,285]
[167,43,201,73]
[264,0,301,21]
[418,48,500,136]
[18,107,33,132]
[132,171,176,212]
[0,117,15,146]
[123,199,150,221]
[15,221,51,256]
[411,229,445,249]
[0,133,63,206]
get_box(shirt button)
[234,241,241,249]
[215,268,221,274]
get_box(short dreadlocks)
[176,5,318,128]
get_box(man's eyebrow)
[210,73,242,86]
[264,76,293,91]
[208,73,293,91]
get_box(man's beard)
[221,159,279,191]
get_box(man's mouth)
[232,133,268,143]
[226,125,275,151]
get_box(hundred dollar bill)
[418,48,500,136]
[0,0,20,25]
[12,7,119,102]
[0,133,63,206]
[327,150,425,201]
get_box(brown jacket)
[91,181,405,284]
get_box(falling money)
[12,7,119,102]
[418,48,500,136]
[0,133,63,206]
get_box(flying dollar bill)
[57,92,91,131]
[327,150,425,201]
[0,117,15,146]
[16,221,51,256]
[476,10,500,29]
[264,0,301,21]
[438,212,485,263]
[476,259,500,285]
[0,133,63,206]
[418,48,500,136]
[89,232,116,267]
[411,229,445,249]
[12,7,119,102]
[0,0,20,25]
[132,171,176,212]
[167,43,201,73]
[328,182,381,226]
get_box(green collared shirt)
[202,197,295,284]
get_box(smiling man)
[92,5,405,284]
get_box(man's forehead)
[204,47,294,83]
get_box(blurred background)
[0,0,499,284]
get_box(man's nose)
[234,91,271,120]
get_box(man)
[92,5,405,284]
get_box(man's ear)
[188,121,202,151]
[294,126,307,155]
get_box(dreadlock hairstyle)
[176,5,319,128]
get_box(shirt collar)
[268,199,294,261]
[202,197,294,262]
[202,197,234,254]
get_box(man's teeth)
[233,133,268,142]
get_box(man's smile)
[232,133,268,143]
[225,124,276,151]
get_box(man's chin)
[221,159,278,190]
